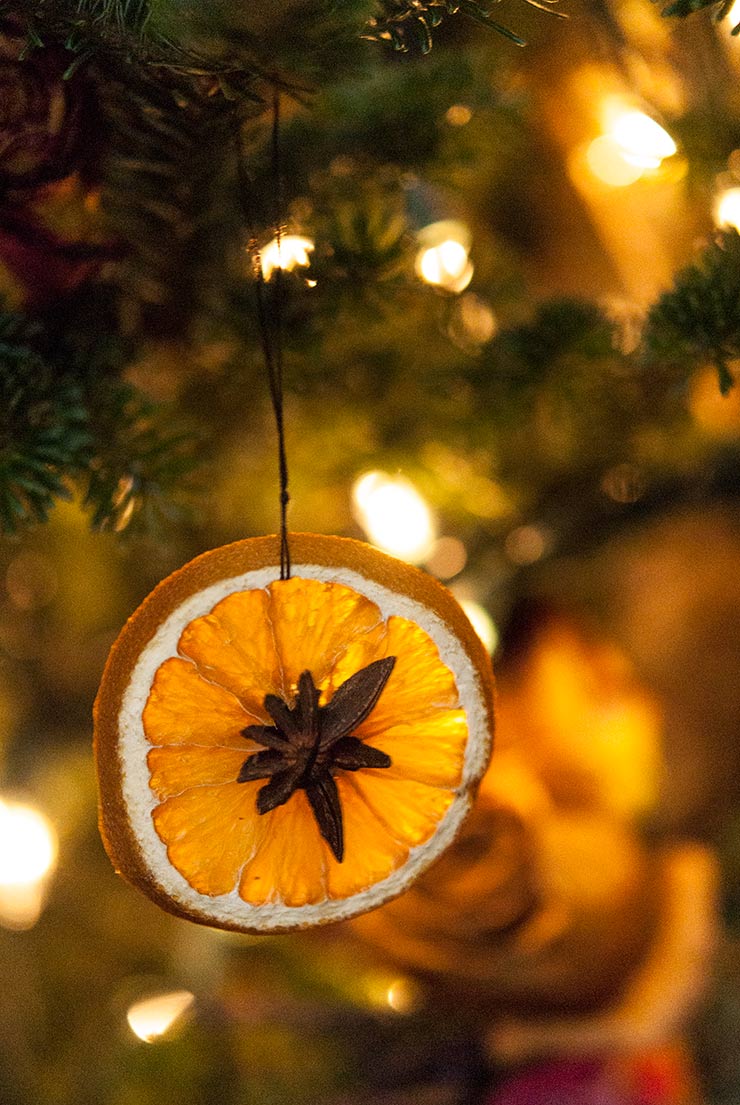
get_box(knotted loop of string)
[237,87,291,580]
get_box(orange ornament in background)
[94,534,495,933]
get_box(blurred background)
[1,1,740,1102]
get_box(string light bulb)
[0,797,58,930]
[714,185,740,231]
[260,235,315,281]
[126,990,195,1043]
[363,971,421,1014]
[352,471,436,564]
[608,110,676,169]
[415,220,474,293]
[587,101,677,187]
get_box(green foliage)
[644,229,740,394]
[0,315,90,534]
[4,0,253,92]
[0,305,199,536]
[83,382,199,533]
[495,299,619,378]
[1,0,738,544]
[466,298,643,490]
[365,0,566,53]
[6,0,564,74]
[6,0,375,90]
[308,166,411,288]
[73,0,150,33]
[97,70,240,329]
[660,0,738,28]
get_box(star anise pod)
[237,656,396,862]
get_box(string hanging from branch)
[92,81,496,938]
[237,90,292,580]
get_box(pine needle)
[644,230,740,395]
[365,0,566,53]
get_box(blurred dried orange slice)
[94,534,495,932]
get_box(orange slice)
[94,534,495,932]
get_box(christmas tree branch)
[83,381,200,533]
[364,0,566,54]
[660,0,738,27]
[1,0,738,542]
[0,303,200,535]
[644,229,740,395]
[0,313,90,533]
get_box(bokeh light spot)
[260,235,315,281]
[601,463,645,504]
[6,552,58,611]
[352,471,436,564]
[0,798,58,930]
[505,524,551,566]
[445,104,472,127]
[425,536,468,580]
[415,220,474,294]
[126,990,195,1043]
[714,186,740,231]
[586,135,645,187]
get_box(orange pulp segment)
[143,576,468,908]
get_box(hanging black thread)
[237,90,291,580]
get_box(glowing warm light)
[586,135,644,187]
[425,536,468,580]
[526,623,662,818]
[385,977,421,1014]
[352,471,436,564]
[415,220,474,294]
[0,798,58,930]
[587,103,677,187]
[715,186,740,230]
[448,293,497,349]
[727,0,740,29]
[419,239,467,283]
[126,990,195,1043]
[609,111,676,169]
[446,104,472,127]
[364,972,421,1014]
[457,598,498,654]
[505,524,550,566]
[260,235,315,281]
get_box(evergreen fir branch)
[3,0,265,93]
[73,0,150,33]
[495,299,619,378]
[307,165,411,287]
[644,229,740,394]
[660,0,737,24]
[0,301,199,537]
[5,1,367,95]
[95,66,244,329]
[364,0,565,53]
[0,314,91,534]
[84,382,200,532]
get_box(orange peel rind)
[94,534,495,933]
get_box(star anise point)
[236,656,396,862]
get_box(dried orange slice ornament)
[94,533,495,932]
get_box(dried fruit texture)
[144,577,466,908]
[94,534,494,932]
